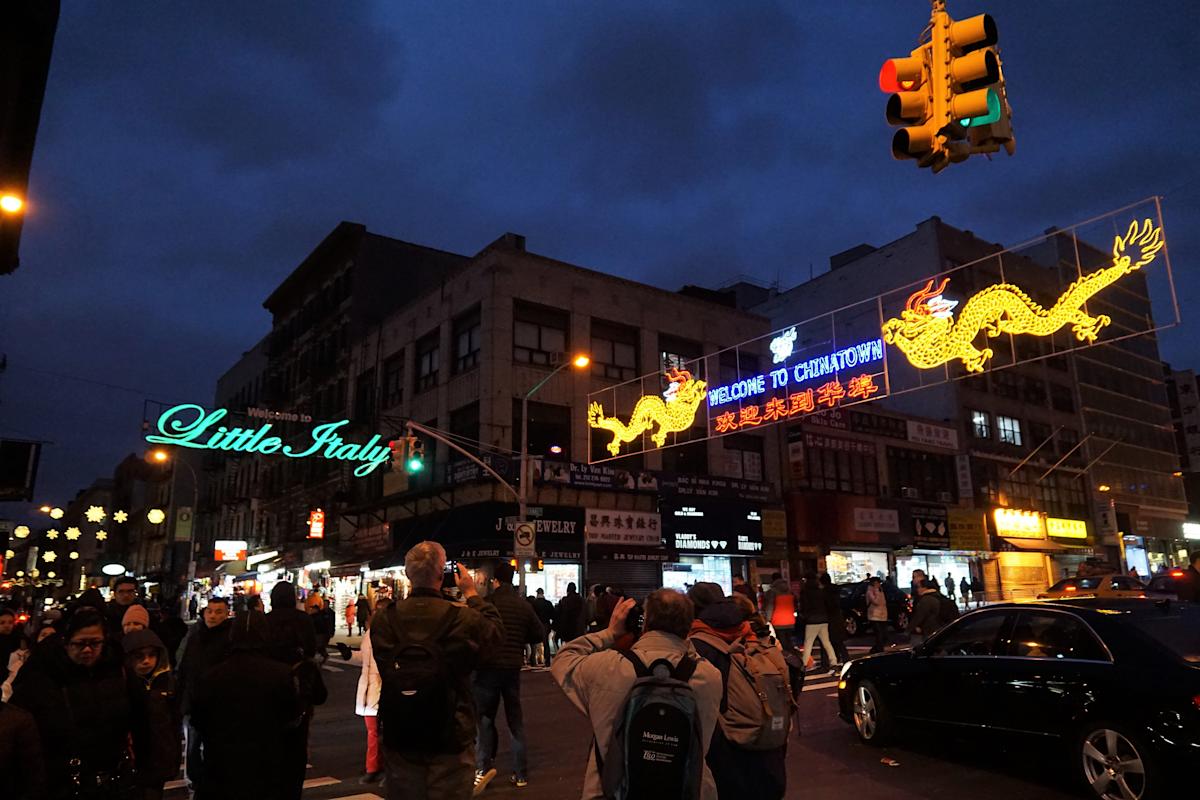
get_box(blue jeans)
[473,669,527,777]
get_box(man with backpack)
[473,562,545,792]
[552,589,723,800]
[908,577,957,646]
[686,584,792,800]
[370,542,502,800]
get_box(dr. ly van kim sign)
[146,404,392,477]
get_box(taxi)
[1036,573,1147,600]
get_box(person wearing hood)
[552,589,723,800]
[10,609,137,798]
[177,596,232,792]
[687,584,790,800]
[125,629,181,800]
[192,610,302,800]
[265,582,323,800]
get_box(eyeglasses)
[116,588,137,595]
[68,639,105,651]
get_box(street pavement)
[167,639,1086,800]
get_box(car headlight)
[839,661,853,680]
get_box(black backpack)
[938,595,961,626]
[378,603,461,752]
[599,651,704,800]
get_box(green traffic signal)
[407,456,424,473]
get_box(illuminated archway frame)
[586,198,1177,463]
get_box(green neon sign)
[145,404,392,477]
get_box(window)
[997,415,1023,446]
[382,353,404,408]
[926,612,1010,657]
[1006,611,1109,661]
[416,330,439,392]
[992,371,1019,399]
[970,410,991,439]
[1109,577,1144,591]
[799,435,878,496]
[1050,384,1075,413]
[449,402,480,462]
[659,335,701,374]
[1027,422,1052,448]
[887,447,957,501]
[723,435,764,481]
[1022,377,1046,405]
[661,439,708,476]
[353,368,376,422]
[513,302,568,365]
[590,319,639,381]
[453,307,481,374]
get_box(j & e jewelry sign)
[146,404,392,477]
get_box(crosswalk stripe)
[303,776,342,789]
[329,794,384,800]
[802,680,839,692]
[321,664,344,672]
[163,779,187,791]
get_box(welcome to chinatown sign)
[587,200,1177,462]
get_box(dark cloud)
[2,0,1199,515]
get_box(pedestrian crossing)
[165,776,381,799]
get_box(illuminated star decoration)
[95,529,108,541]
[45,529,59,540]
[113,510,129,524]
[43,551,57,563]
[69,552,79,560]
[85,505,107,523]
[65,527,82,541]
[14,525,29,538]
[49,508,64,520]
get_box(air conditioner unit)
[900,487,920,499]
[937,491,954,503]
[549,351,566,366]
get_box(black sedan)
[838,599,1199,799]
[837,580,910,637]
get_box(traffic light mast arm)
[389,417,520,503]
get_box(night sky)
[2,1,1198,520]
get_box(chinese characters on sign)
[712,373,882,434]
[853,507,900,534]
[585,510,661,547]
[906,420,959,450]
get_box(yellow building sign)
[883,219,1163,373]
[1046,517,1088,539]
[993,508,1046,540]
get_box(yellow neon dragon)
[588,368,708,456]
[882,219,1164,373]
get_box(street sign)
[514,521,536,559]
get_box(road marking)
[826,692,838,697]
[802,680,839,692]
[303,776,342,789]
[163,779,187,791]
[322,664,344,672]
[330,795,384,800]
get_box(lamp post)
[149,449,199,607]
[517,354,590,593]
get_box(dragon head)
[882,278,955,344]
[1112,218,1163,272]
[663,368,707,405]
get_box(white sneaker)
[473,768,497,796]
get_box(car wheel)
[845,615,859,637]
[852,679,893,745]
[894,610,909,632]
[1077,722,1157,800]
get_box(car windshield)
[1046,577,1101,592]
[1126,607,1200,664]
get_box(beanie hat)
[122,604,150,629]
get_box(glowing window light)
[883,220,1163,373]
[588,369,707,457]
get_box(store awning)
[233,571,258,582]
[1001,537,1085,552]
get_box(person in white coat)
[355,620,383,784]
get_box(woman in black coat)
[10,609,136,799]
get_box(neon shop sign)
[145,404,392,477]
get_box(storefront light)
[247,550,280,567]
[1183,522,1200,541]
[304,560,332,571]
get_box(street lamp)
[517,353,590,591]
[0,194,23,214]
[146,448,200,603]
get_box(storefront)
[990,509,1094,598]
[894,504,978,595]
[825,549,891,584]
[584,508,667,602]
[661,499,764,595]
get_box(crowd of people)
[3,547,1197,800]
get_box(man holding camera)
[370,542,502,800]
[472,561,545,793]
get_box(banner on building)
[587,200,1176,462]
[174,507,193,543]
[948,509,988,551]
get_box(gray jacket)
[551,629,723,800]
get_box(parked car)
[1037,573,1148,600]
[1146,568,1192,599]
[837,580,911,637]
[838,599,1199,799]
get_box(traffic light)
[388,438,406,471]
[879,46,937,164]
[881,3,1014,172]
[405,435,425,474]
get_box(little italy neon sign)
[146,404,392,477]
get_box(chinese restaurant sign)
[587,203,1176,462]
[146,404,392,477]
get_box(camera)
[627,602,645,636]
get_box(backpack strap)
[619,648,651,678]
